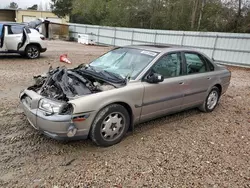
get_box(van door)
[4,25,23,51]
[0,25,7,51]
[18,27,31,51]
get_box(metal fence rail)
[69,23,250,67]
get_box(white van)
[0,22,47,59]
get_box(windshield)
[90,47,158,79]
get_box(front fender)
[69,82,144,122]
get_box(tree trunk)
[197,0,206,31]
[234,0,242,32]
[191,0,200,30]
[237,0,242,31]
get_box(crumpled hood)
[28,65,125,101]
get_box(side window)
[184,53,207,74]
[25,27,31,34]
[202,56,215,71]
[152,53,182,78]
[8,25,23,35]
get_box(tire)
[25,45,40,59]
[90,104,130,147]
[199,86,220,112]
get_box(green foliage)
[51,0,73,18]
[51,0,250,33]
[27,4,38,10]
[9,2,18,9]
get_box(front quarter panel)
[69,81,144,124]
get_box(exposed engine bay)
[28,64,124,101]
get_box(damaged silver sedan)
[20,45,231,147]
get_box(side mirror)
[145,73,164,83]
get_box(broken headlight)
[38,99,63,114]
[59,103,74,115]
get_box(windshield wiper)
[85,64,97,72]
[102,70,124,80]
[74,64,97,72]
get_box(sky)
[0,0,51,9]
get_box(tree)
[28,4,38,10]
[44,2,50,11]
[73,0,111,25]
[53,0,250,33]
[9,2,18,9]
[235,0,242,32]
[197,0,206,30]
[38,2,43,11]
[199,1,227,32]
[51,0,73,18]
[191,0,200,30]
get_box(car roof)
[125,44,195,53]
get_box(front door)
[0,25,6,51]
[140,52,185,122]
[4,25,23,51]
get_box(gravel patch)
[0,41,249,187]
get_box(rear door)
[140,52,185,122]
[180,51,216,109]
[4,25,23,51]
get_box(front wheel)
[25,45,40,59]
[90,104,130,147]
[199,86,220,112]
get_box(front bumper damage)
[19,65,122,141]
[20,89,90,140]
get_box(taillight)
[40,36,45,40]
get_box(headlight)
[39,99,63,114]
[59,103,74,115]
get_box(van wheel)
[90,104,130,147]
[26,45,40,59]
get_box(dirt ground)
[0,41,249,188]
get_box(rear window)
[202,56,215,71]
[8,25,23,35]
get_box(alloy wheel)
[100,112,126,142]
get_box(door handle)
[179,82,184,85]
[207,77,211,80]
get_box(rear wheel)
[25,45,40,59]
[90,104,130,147]
[199,86,220,112]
